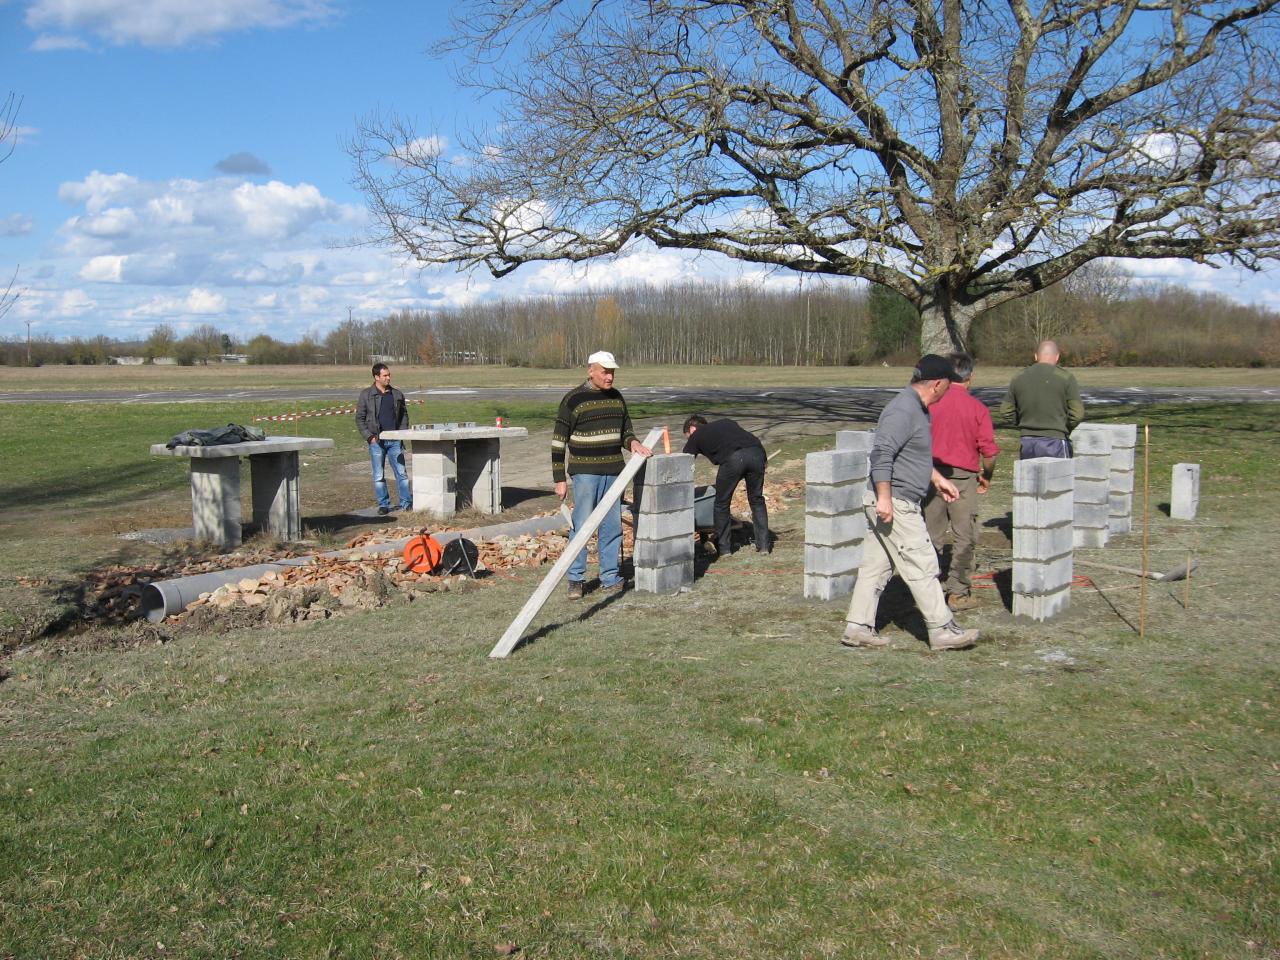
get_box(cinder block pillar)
[250,451,301,541]
[634,453,695,594]
[1171,463,1200,520]
[804,449,868,600]
[1069,425,1112,548]
[412,440,457,518]
[190,457,242,548]
[1076,422,1137,535]
[1012,457,1075,620]
[458,438,502,513]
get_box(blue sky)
[2,0,1278,345]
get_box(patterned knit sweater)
[551,381,638,482]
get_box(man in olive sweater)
[999,340,1085,459]
[553,351,652,598]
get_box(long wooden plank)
[490,426,664,659]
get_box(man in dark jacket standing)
[553,351,652,598]
[682,415,770,554]
[356,363,412,515]
[998,340,1085,459]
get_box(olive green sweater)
[998,363,1085,439]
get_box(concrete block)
[635,508,695,541]
[190,457,242,547]
[249,451,301,541]
[1014,457,1075,497]
[1012,554,1074,595]
[1108,514,1133,536]
[634,536,695,568]
[805,511,867,546]
[1070,427,1114,457]
[1171,463,1200,520]
[1013,584,1071,620]
[835,430,874,454]
[1012,523,1073,561]
[1074,477,1111,503]
[804,572,858,600]
[1074,527,1109,549]
[805,482,862,516]
[805,449,867,485]
[1109,470,1135,495]
[641,453,695,485]
[1012,490,1075,529]
[804,542,863,577]
[635,560,694,595]
[640,482,695,514]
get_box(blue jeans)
[568,473,623,586]
[369,439,411,509]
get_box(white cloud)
[31,33,90,51]
[0,213,34,236]
[80,255,126,282]
[129,287,227,317]
[25,0,336,48]
[55,289,97,316]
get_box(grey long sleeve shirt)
[869,386,934,504]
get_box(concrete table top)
[150,436,334,457]
[379,426,529,442]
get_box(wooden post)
[490,426,664,659]
[1139,424,1150,636]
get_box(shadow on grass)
[0,461,174,512]
[510,579,629,653]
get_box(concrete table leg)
[458,438,502,514]
[408,439,457,518]
[250,451,301,540]
[190,457,242,548]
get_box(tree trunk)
[918,289,978,355]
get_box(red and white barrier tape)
[253,398,427,423]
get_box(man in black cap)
[841,355,980,652]
[682,415,770,554]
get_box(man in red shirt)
[923,353,1000,611]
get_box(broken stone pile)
[174,531,574,625]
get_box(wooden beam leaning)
[490,426,665,659]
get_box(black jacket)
[356,385,409,440]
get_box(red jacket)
[930,386,999,472]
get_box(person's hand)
[555,481,568,500]
[936,477,960,503]
[875,492,894,524]
[977,475,991,494]
[369,435,378,444]
[630,440,652,457]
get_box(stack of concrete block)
[804,448,868,600]
[412,440,456,517]
[1012,457,1075,620]
[1076,422,1137,535]
[634,453,695,595]
[1069,425,1113,548]
[1171,463,1201,520]
[456,439,501,512]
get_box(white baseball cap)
[587,350,619,369]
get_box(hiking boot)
[600,579,627,595]
[377,506,391,516]
[566,580,584,600]
[928,619,979,651]
[947,592,979,611]
[840,621,889,648]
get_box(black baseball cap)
[913,354,964,382]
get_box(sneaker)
[377,506,391,516]
[947,592,979,611]
[840,622,889,648]
[928,619,979,651]
[566,580,584,600]
[600,579,627,595]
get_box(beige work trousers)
[845,491,952,631]
[923,466,979,597]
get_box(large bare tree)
[1,92,22,324]
[352,0,1280,352]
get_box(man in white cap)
[552,351,652,599]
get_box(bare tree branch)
[351,0,1280,351]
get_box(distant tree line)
[3,272,1277,367]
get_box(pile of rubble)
[174,531,574,626]
[730,477,805,518]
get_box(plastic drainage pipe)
[140,513,569,623]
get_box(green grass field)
[1,371,1277,958]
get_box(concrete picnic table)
[379,425,529,519]
[150,436,334,548]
